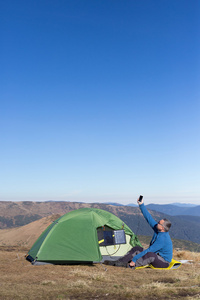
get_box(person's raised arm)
[137,197,157,230]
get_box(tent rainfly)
[26,207,141,265]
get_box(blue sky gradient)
[1,0,199,204]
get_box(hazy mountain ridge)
[104,202,200,216]
[0,215,199,253]
[170,202,197,207]
[145,204,200,216]
[0,201,200,244]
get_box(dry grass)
[0,215,59,248]
[174,250,200,262]
[1,209,199,299]
[0,248,200,300]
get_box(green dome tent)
[26,208,141,265]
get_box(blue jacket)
[132,203,173,263]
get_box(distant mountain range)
[0,213,199,253]
[0,201,200,246]
[145,204,200,216]
[170,203,197,207]
[105,202,200,216]
[105,202,198,207]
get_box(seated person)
[105,197,173,269]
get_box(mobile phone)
[138,195,143,202]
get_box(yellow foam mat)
[135,258,182,270]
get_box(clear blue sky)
[1,0,199,204]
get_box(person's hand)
[129,261,135,267]
[137,197,144,205]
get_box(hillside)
[0,214,200,254]
[0,208,200,299]
[0,201,141,228]
[0,201,200,244]
[116,209,200,244]
[146,204,200,216]
[1,247,200,300]
[0,214,61,249]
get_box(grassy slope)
[0,212,200,299]
[0,248,200,300]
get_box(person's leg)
[135,252,169,268]
[151,254,170,268]
[103,246,144,267]
[118,246,144,263]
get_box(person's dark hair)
[162,218,171,232]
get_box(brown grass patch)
[0,248,200,300]
[173,250,200,262]
[0,215,60,249]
